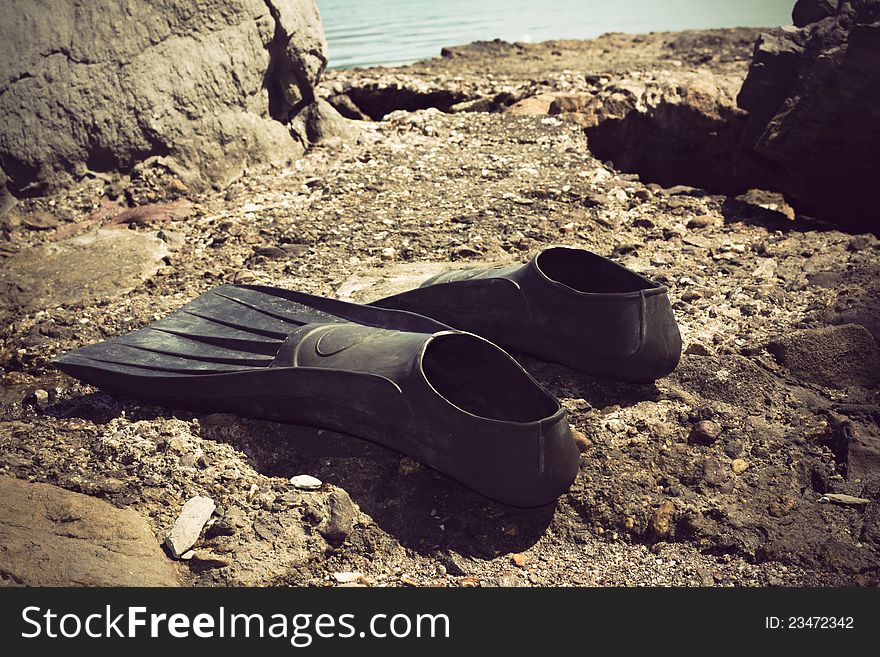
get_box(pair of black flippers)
[54,247,682,507]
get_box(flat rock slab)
[336,259,505,304]
[165,496,216,559]
[0,227,168,316]
[0,475,181,586]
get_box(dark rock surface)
[737,0,880,231]
[0,0,327,195]
[768,324,880,389]
[583,71,773,196]
[793,0,840,27]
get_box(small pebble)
[684,342,710,355]
[512,553,529,568]
[687,214,718,229]
[289,474,322,490]
[731,459,750,474]
[768,495,798,518]
[32,389,50,410]
[650,500,675,538]
[571,428,590,452]
[689,420,722,445]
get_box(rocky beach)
[0,0,878,587]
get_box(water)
[318,0,793,69]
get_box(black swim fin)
[53,285,579,507]
[371,247,682,383]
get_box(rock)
[439,551,471,576]
[586,70,772,195]
[450,244,481,259]
[289,474,322,490]
[731,459,750,475]
[31,388,50,410]
[165,495,216,559]
[505,93,558,116]
[511,553,530,567]
[110,200,193,226]
[326,93,369,120]
[200,412,239,427]
[734,189,796,221]
[769,495,798,518]
[649,499,675,538]
[255,245,288,259]
[398,456,422,475]
[166,178,190,197]
[689,420,722,445]
[0,475,181,586]
[21,212,60,230]
[187,549,232,569]
[485,573,525,587]
[281,243,310,256]
[838,424,880,483]
[332,80,467,121]
[821,493,870,508]
[768,324,880,389]
[848,235,874,252]
[0,167,15,219]
[685,343,711,356]
[687,214,720,229]
[332,571,366,584]
[548,93,596,114]
[0,228,168,317]
[702,459,730,487]
[793,0,840,28]
[0,0,328,194]
[305,98,359,145]
[448,96,495,113]
[320,489,356,544]
[571,427,590,452]
[737,0,880,230]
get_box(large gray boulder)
[0,0,328,194]
[737,0,880,231]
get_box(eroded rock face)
[0,0,327,194]
[584,71,773,195]
[737,0,880,231]
[0,476,181,586]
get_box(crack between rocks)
[0,568,25,586]
[261,0,316,123]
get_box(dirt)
[0,28,878,587]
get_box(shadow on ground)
[46,360,665,560]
